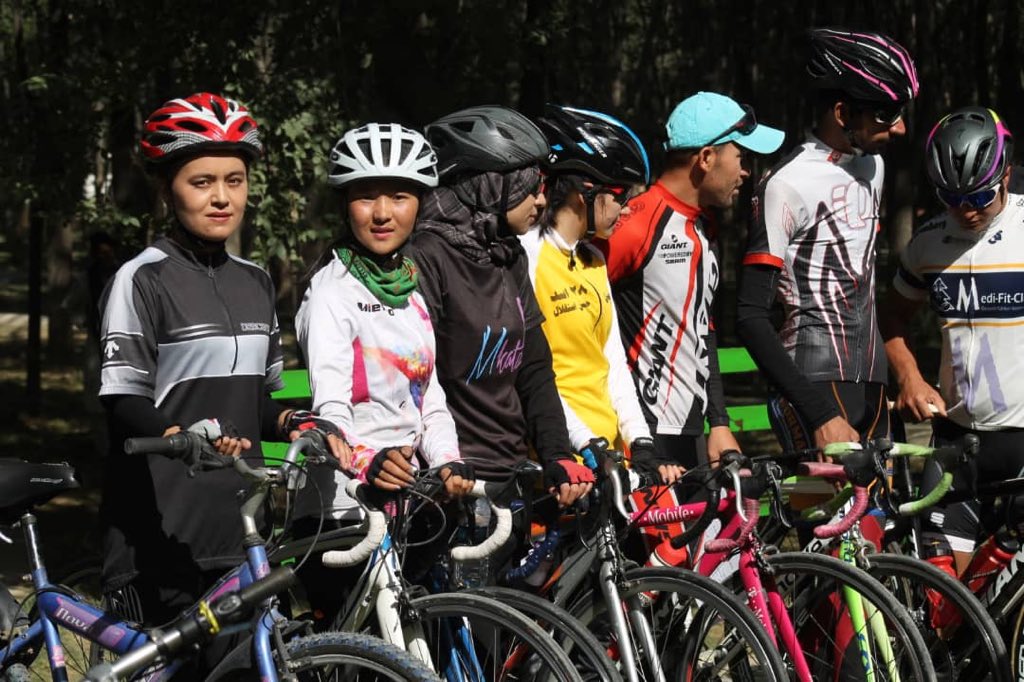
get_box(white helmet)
[327,123,438,189]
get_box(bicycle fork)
[597,526,666,682]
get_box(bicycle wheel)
[568,566,788,681]
[406,592,582,682]
[467,586,622,682]
[285,631,441,681]
[865,552,1009,682]
[765,551,936,681]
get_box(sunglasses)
[936,184,1000,210]
[599,185,632,206]
[525,173,545,197]
[853,101,905,127]
[707,104,757,146]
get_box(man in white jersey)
[738,28,920,452]
[883,106,1024,573]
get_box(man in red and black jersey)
[596,92,783,469]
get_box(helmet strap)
[495,175,512,240]
[583,192,598,239]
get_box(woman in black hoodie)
[406,105,593,506]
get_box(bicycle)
[623,451,937,681]
[273,449,584,682]
[0,433,440,681]
[490,451,789,682]
[779,438,1010,682]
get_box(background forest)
[2,0,1022,405]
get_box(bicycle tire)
[1004,604,1024,682]
[568,565,788,681]
[765,551,936,681]
[865,552,1009,682]
[466,586,622,682]
[285,631,441,681]
[406,591,582,682]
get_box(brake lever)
[766,463,793,530]
[727,464,747,522]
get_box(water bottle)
[962,530,1018,595]
[646,537,690,569]
[454,497,492,589]
[925,550,962,629]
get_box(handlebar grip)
[211,567,296,625]
[451,480,513,561]
[669,485,723,551]
[798,462,847,480]
[813,486,869,538]
[321,481,388,567]
[124,432,191,456]
[705,497,761,554]
[898,472,953,515]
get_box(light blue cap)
[665,92,784,154]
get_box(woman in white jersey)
[294,123,473,627]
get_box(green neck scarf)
[336,247,419,308]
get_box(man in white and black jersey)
[737,28,920,452]
[883,106,1024,573]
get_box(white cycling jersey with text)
[894,192,1024,429]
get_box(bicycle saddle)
[0,459,80,523]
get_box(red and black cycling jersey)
[595,182,728,437]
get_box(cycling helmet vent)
[425,105,548,178]
[926,106,1014,194]
[537,104,650,186]
[141,93,262,165]
[327,123,438,189]
[807,28,919,103]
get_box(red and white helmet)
[141,93,262,165]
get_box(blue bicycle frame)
[1,493,285,680]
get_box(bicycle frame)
[0,464,290,682]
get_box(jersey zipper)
[208,262,239,372]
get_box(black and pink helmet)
[141,93,262,166]
[807,29,920,104]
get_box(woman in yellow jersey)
[519,105,682,484]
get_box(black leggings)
[920,418,1024,553]
[768,380,891,453]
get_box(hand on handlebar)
[365,445,416,491]
[630,438,684,485]
[281,410,352,468]
[812,416,860,458]
[545,458,595,508]
[893,376,947,423]
[439,461,475,498]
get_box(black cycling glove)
[629,437,677,480]
[281,410,343,440]
[544,457,596,490]
[440,460,475,482]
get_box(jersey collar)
[807,132,858,165]
[653,181,702,219]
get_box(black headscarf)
[416,166,541,264]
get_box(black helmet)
[926,107,1014,194]
[425,105,548,178]
[807,28,920,103]
[537,105,650,186]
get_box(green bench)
[264,348,772,458]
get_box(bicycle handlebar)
[704,497,761,553]
[450,480,514,562]
[84,567,296,682]
[898,471,954,515]
[321,480,388,567]
[813,486,870,539]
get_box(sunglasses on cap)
[707,104,757,146]
[936,184,1000,210]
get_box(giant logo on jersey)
[926,272,1024,318]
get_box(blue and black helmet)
[537,105,650,187]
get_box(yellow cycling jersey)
[520,228,650,450]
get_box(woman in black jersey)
[97,93,347,631]
[405,105,594,506]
